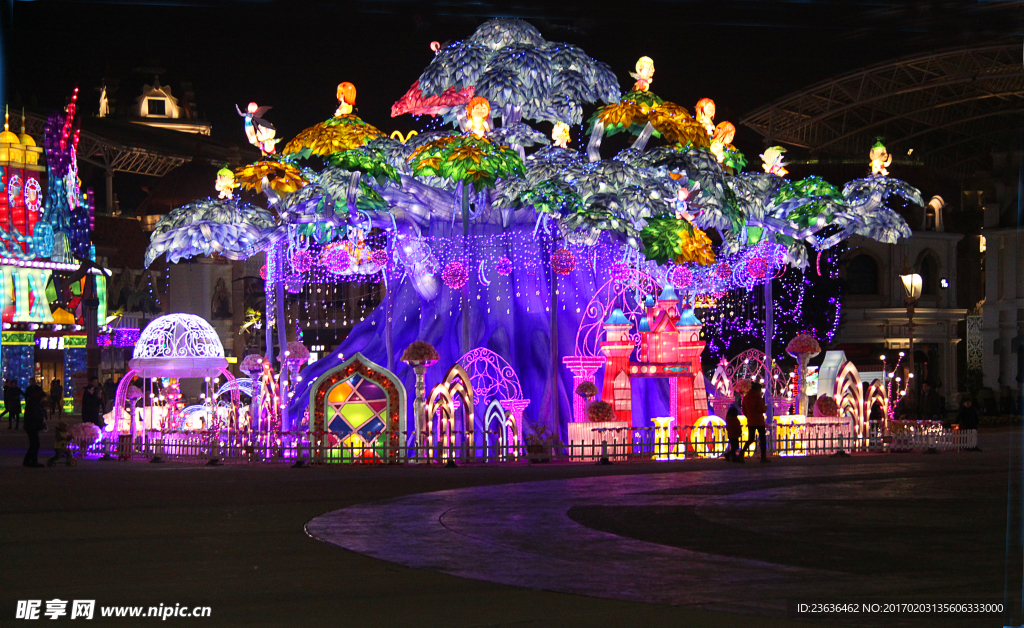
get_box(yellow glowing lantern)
[0,106,25,165]
[18,111,41,168]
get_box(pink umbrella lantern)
[786,334,821,416]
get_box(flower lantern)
[239,354,264,378]
[291,249,313,273]
[442,262,468,290]
[786,333,821,416]
[322,243,352,275]
[495,257,513,277]
[550,248,576,275]
[814,395,839,417]
[587,400,616,422]
[671,265,693,289]
[401,341,440,443]
[370,249,388,268]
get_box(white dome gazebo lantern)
[113,314,242,446]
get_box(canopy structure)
[740,42,1024,179]
[128,313,228,378]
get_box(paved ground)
[0,425,1019,627]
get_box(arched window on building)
[845,254,878,295]
[919,253,939,295]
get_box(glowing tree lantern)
[550,248,575,275]
[291,249,313,273]
[786,333,821,416]
[442,261,468,290]
[321,243,352,275]
[494,257,513,277]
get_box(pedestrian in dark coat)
[5,379,22,430]
[740,382,770,463]
[22,381,46,467]
[724,405,743,462]
[82,379,103,427]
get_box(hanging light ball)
[321,243,351,275]
[746,257,768,279]
[291,249,313,273]
[671,265,693,289]
[369,249,388,267]
[495,257,513,277]
[259,265,267,281]
[441,261,468,289]
[610,262,632,283]
[550,248,576,275]
[715,262,733,280]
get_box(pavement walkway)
[0,426,1017,627]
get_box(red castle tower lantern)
[598,285,710,428]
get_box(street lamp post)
[900,273,922,417]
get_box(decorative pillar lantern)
[786,334,821,416]
[562,355,606,422]
[400,341,439,448]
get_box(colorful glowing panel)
[326,375,389,445]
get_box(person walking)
[724,405,743,462]
[740,382,770,463]
[23,380,46,467]
[49,378,63,419]
[5,378,23,430]
[956,396,982,451]
[82,379,104,428]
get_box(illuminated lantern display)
[236,102,279,156]
[695,98,716,135]
[670,265,692,289]
[441,261,468,289]
[335,82,357,117]
[551,122,571,149]
[321,243,352,275]
[465,97,491,138]
[715,262,732,279]
[215,167,236,200]
[610,262,633,283]
[494,257,512,277]
[869,138,892,176]
[630,56,655,92]
[550,248,575,275]
[746,257,768,279]
[291,249,313,273]
[760,146,788,177]
[369,249,388,267]
[259,265,267,280]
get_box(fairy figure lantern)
[335,82,357,117]
[236,102,279,156]
[466,96,491,138]
[215,167,237,200]
[552,121,571,149]
[760,145,788,177]
[869,137,892,177]
[695,98,716,135]
[709,121,736,163]
[630,56,655,92]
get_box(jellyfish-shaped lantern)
[786,334,821,416]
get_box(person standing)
[49,378,63,419]
[23,380,46,467]
[82,379,103,428]
[956,397,982,452]
[724,405,743,463]
[740,382,770,463]
[5,378,23,430]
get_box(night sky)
[5,1,1024,208]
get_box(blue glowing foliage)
[145,199,276,266]
[417,18,619,126]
